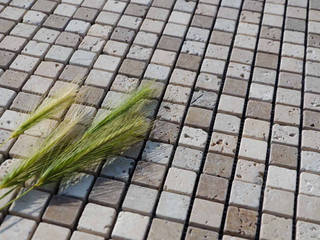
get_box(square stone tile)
[148,218,183,240]
[150,120,180,144]
[239,137,267,162]
[122,184,158,215]
[213,113,241,135]
[156,191,190,222]
[78,203,116,237]
[274,104,300,126]
[79,36,105,53]
[252,67,277,86]
[112,211,149,240]
[22,40,50,58]
[103,40,129,56]
[263,187,294,217]
[9,189,50,221]
[179,126,208,150]
[260,214,292,240]
[10,23,38,39]
[190,198,224,231]
[157,102,185,124]
[195,73,222,92]
[73,7,98,22]
[119,59,146,78]
[224,206,258,239]
[132,161,166,189]
[196,174,228,202]
[33,27,60,43]
[186,226,218,240]
[96,11,120,26]
[54,3,77,17]
[9,134,40,158]
[172,146,203,172]
[185,107,212,131]
[58,173,95,200]
[246,100,272,121]
[300,172,320,197]
[32,0,57,13]
[147,6,169,20]
[0,35,26,52]
[89,177,125,208]
[304,92,320,112]
[297,194,320,223]
[176,53,202,71]
[10,55,40,73]
[303,110,320,131]
[0,87,16,108]
[32,223,71,240]
[158,35,182,51]
[164,84,190,104]
[142,141,173,165]
[218,94,244,116]
[249,83,274,102]
[272,124,299,146]
[0,215,36,240]
[55,32,81,48]
[266,165,297,191]
[34,61,64,78]
[235,159,264,185]
[11,92,42,113]
[69,50,97,67]
[45,45,73,63]
[144,64,171,82]
[43,14,70,31]
[0,6,26,21]
[104,0,127,13]
[71,231,104,240]
[0,110,28,131]
[77,85,104,107]
[191,90,217,110]
[127,45,153,61]
[140,19,165,34]
[204,153,234,179]
[243,118,270,141]
[296,221,320,240]
[230,180,261,210]
[43,195,83,228]
[209,132,238,156]
[111,27,135,43]
[65,20,91,35]
[100,156,134,181]
[164,167,197,195]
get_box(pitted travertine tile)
[179,126,208,150]
[235,159,265,185]
[297,194,320,223]
[209,132,238,156]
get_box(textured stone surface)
[0,0,316,238]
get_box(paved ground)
[0,0,319,239]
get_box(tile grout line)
[292,0,309,239]
[254,0,290,238]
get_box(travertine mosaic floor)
[0,0,319,239]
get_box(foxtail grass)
[0,85,154,211]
